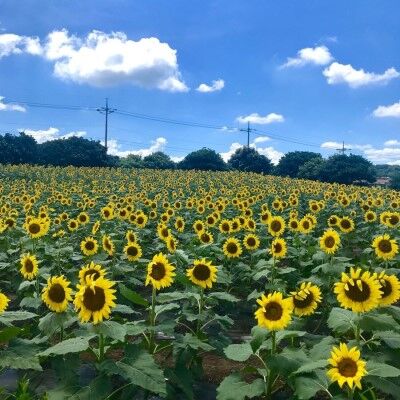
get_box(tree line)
[0,132,399,189]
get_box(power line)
[336,141,351,155]
[97,98,116,151]
[239,122,255,147]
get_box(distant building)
[375,176,391,186]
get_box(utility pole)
[240,121,255,147]
[97,98,116,152]
[336,141,351,155]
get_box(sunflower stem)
[98,333,105,362]
[266,331,276,398]
[196,288,204,336]
[149,286,157,353]
[355,313,361,346]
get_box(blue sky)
[1,0,399,164]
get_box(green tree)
[228,146,273,174]
[142,152,175,169]
[178,147,227,171]
[275,151,322,177]
[390,172,400,190]
[297,157,326,181]
[0,132,38,164]
[119,154,144,168]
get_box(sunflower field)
[0,164,399,400]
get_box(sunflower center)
[274,243,282,253]
[378,239,392,253]
[337,358,358,377]
[380,279,392,298]
[293,292,314,308]
[270,221,281,232]
[344,279,371,302]
[29,223,40,234]
[264,302,283,321]
[247,237,256,246]
[84,270,100,281]
[222,223,230,231]
[201,233,210,243]
[85,241,95,250]
[137,217,144,224]
[48,283,66,303]
[389,215,399,225]
[127,246,138,256]
[24,259,34,273]
[341,220,351,229]
[83,286,106,311]
[324,236,335,248]
[193,264,211,281]
[226,242,238,254]
[150,262,166,281]
[302,221,310,229]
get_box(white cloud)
[253,136,270,144]
[0,33,42,58]
[0,96,26,112]
[323,62,400,88]
[171,156,184,163]
[236,112,284,125]
[196,79,224,93]
[384,139,400,147]
[281,46,333,68]
[105,137,167,157]
[22,127,87,143]
[321,141,372,151]
[220,142,242,162]
[220,126,238,132]
[373,101,400,118]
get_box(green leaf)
[359,312,398,332]
[250,326,269,353]
[294,376,325,400]
[365,376,400,400]
[367,361,400,378]
[327,307,356,334]
[69,375,113,400]
[217,374,264,400]
[374,330,400,349]
[154,302,180,317]
[113,304,135,314]
[94,321,126,342]
[0,326,21,342]
[209,292,239,302]
[0,311,37,326]
[0,340,42,371]
[309,336,336,360]
[224,343,253,362]
[156,291,190,303]
[293,359,328,375]
[38,312,77,337]
[119,283,149,307]
[181,333,214,351]
[39,336,93,357]
[275,330,307,344]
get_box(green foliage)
[142,151,176,169]
[118,153,144,168]
[275,151,322,177]
[178,147,228,171]
[0,132,37,164]
[228,146,273,174]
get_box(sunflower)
[243,234,260,250]
[290,282,322,316]
[364,211,377,223]
[298,217,313,234]
[91,220,100,235]
[124,242,143,262]
[101,206,114,220]
[374,272,400,307]
[0,292,10,314]
[270,238,287,259]
[166,236,177,253]
[193,220,205,234]
[102,235,115,256]
[372,234,399,260]
[187,259,218,289]
[268,216,285,237]
[78,212,90,225]
[145,253,175,290]
[74,275,116,324]
[42,275,73,313]
[338,217,355,233]
[254,292,293,331]
[68,219,79,232]
[198,230,214,245]
[79,261,106,285]
[80,237,99,256]
[327,343,367,390]
[126,230,138,243]
[219,219,231,234]
[157,224,171,241]
[334,268,382,313]
[288,219,299,232]
[174,217,185,232]
[20,253,39,280]
[223,237,243,258]
[319,229,341,255]
[25,217,47,238]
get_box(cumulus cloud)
[22,127,87,143]
[321,141,372,151]
[105,137,167,157]
[171,156,184,163]
[236,112,284,125]
[0,33,42,58]
[323,62,400,88]
[196,79,224,93]
[0,96,26,112]
[281,45,333,68]
[384,139,400,147]
[253,136,270,144]
[373,101,400,118]
[220,126,238,132]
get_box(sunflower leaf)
[367,361,400,378]
[119,283,149,307]
[0,311,37,326]
[39,336,94,357]
[216,374,264,400]
[224,343,253,362]
[327,307,356,334]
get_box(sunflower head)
[42,275,73,313]
[270,238,287,259]
[102,235,115,256]
[79,261,106,285]
[291,282,322,316]
[80,237,99,256]
[198,231,213,245]
[187,259,218,289]
[374,271,400,307]
[145,253,175,290]
[20,253,39,280]
[124,242,143,262]
[243,234,260,250]
[268,216,285,237]
[320,228,341,255]
[223,237,243,258]
[372,234,399,261]
[0,292,10,314]
[338,217,355,233]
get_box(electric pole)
[240,122,255,147]
[97,98,116,152]
[336,141,351,155]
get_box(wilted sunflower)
[268,216,285,237]
[338,217,355,233]
[74,275,116,324]
[243,234,260,250]
[42,275,73,313]
[124,242,142,262]
[270,238,287,259]
[334,267,382,313]
[223,237,243,258]
[0,292,10,313]
[372,234,399,260]
[187,258,218,289]
[327,343,366,390]
[102,235,115,256]
[291,282,322,316]
[79,261,106,285]
[319,229,341,255]
[254,292,293,331]
[374,272,400,307]
[80,237,99,256]
[145,253,175,290]
[20,253,39,280]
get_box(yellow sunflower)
[20,253,39,280]
[270,238,287,259]
[91,220,100,235]
[68,219,79,232]
[102,235,115,256]
[79,261,106,285]
[193,220,205,234]
[166,236,178,253]
[145,253,175,290]
[254,292,293,331]
[186,259,218,289]
[219,219,231,234]
[174,217,185,232]
[77,212,90,225]
[268,216,285,237]
[223,237,243,258]
[80,237,99,256]
[372,234,399,261]
[25,217,48,238]
[334,268,382,313]
[198,230,214,245]
[364,211,377,223]
[327,343,366,390]
[290,282,322,316]
[243,234,260,251]
[338,217,355,233]
[319,229,341,255]
[126,230,138,243]
[124,242,142,262]
[74,275,116,324]
[298,217,313,234]
[0,292,10,314]
[374,272,400,307]
[42,275,73,313]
